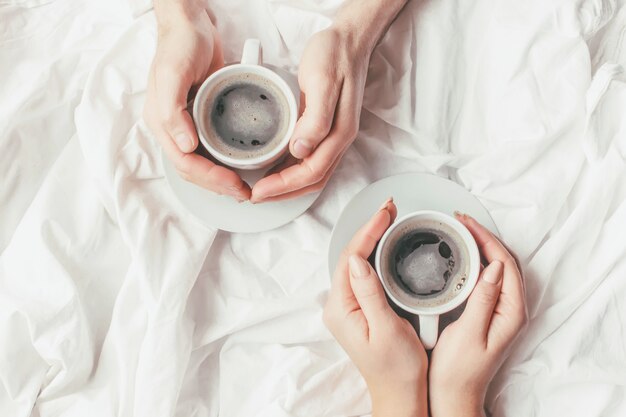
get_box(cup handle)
[241,39,262,65]
[418,314,439,350]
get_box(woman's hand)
[144,0,251,201]
[429,213,528,417]
[251,0,408,203]
[323,199,428,417]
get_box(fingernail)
[483,260,503,284]
[454,210,465,218]
[228,185,241,193]
[378,197,393,212]
[174,133,193,152]
[348,255,370,279]
[293,139,312,158]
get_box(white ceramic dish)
[328,172,499,275]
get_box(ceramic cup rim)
[193,63,298,168]
[374,210,481,316]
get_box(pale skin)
[324,200,527,416]
[144,0,408,202]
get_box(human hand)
[251,0,409,203]
[429,213,528,417]
[144,0,251,201]
[323,199,428,417]
[249,26,368,203]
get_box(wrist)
[332,0,408,52]
[369,378,428,417]
[429,386,485,417]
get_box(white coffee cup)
[374,210,481,349]
[193,39,298,170]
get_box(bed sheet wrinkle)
[0,0,131,253]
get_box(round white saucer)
[162,64,320,234]
[162,153,320,233]
[327,172,499,275]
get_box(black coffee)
[391,229,460,297]
[202,73,289,159]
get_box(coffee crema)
[379,218,470,309]
[198,73,290,160]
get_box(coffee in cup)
[197,72,291,161]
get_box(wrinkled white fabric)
[1,0,625,416]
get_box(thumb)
[157,67,199,154]
[348,254,393,326]
[459,260,504,338]
[289,79,340,159]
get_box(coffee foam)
[380,218,470,309]
[198,72,290,160]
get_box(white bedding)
[1,0,625,416]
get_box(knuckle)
[342,120,359,140]
[309,118,332,139]
[304,162,325,184]
[174,153,193,176]
[162,111,181,131]
[339,247,352,265]
[475,287,499,306]
[504,256,518,270]
[356,286,378,301]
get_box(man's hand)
[251,0,408,203]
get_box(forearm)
[154,0,208,28]
[332,0,409,52]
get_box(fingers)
[254,153,342,202]
[154,63,199,153]
[330,199,396,308]
[147,113,251,200]
[289,76,341,158]
[250,83,358,203]
[337,198,397,277]
[455,212,514,266]
[459,261,504,339]
[455,212,526,318]
[348,255,393,327]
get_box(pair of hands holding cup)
[144,0,373,203]
[324,199,527,417]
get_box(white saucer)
[327,172,499,275]
[162,64,320,234]
[162,153,320,233]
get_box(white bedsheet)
[1,0,625,416]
